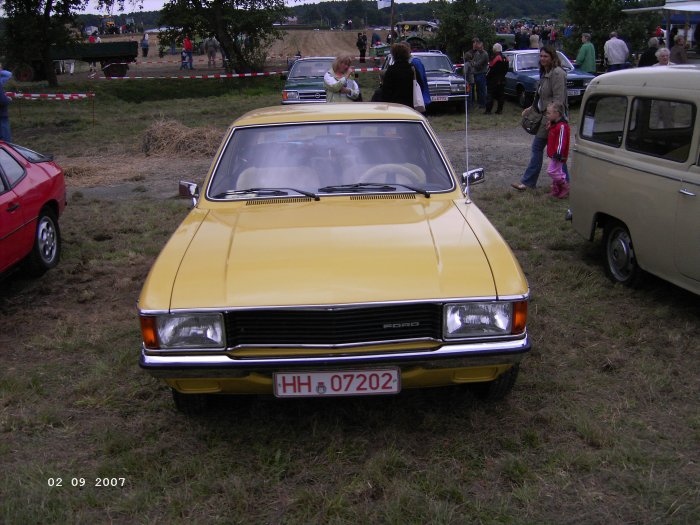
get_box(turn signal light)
[140,316,159,349]
[512,301,528,334]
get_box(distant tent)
[623,0,700,45]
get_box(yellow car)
[138,103,530,413]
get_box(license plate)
[567,89,581,96]
[431,96,449,102]
[274,368,400,398]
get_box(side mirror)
[461,168,485,194]
[281,72,288,80]
[179,180,199,207]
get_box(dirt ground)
[85,29,385,79]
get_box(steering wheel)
[358,163,421,186]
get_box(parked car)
[382,51,468,110]
[281,56,334,104]
[503,49,595,108]
[569,66,700,295]
[138,103,531,414]
[0,143,66,277]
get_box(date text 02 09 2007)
[47,477,127,487]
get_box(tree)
[158,0,288,73]
[433,0,495,60]
[1,0,120,86]
[564,0,661,58]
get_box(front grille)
[299,90,326,101]
[225,303,443,346]
[567,79,586,88]
[428,82,452,96]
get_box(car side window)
[0,148,25,187]
[580,95,627,147]
[626,97,695,162]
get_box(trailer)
[14,41,138,81]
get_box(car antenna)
[463,52,472,204]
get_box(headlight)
[443,302,527,339]
[140,313,225,350]
[282,90,299,101]
[582,80,591,87]
[451,83,465,93]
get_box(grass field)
[1,77,699,524]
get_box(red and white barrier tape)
[96,67,382,80]
[6,92,95,100]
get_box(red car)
[0,143,66,276]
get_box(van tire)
[603,220,643,287]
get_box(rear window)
[626,97,695,162]
[580,95,627,147]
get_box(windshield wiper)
[214,187,319,200]
[318,182,430,198]
[429,68,454,74]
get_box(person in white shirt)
[604,31,629,72]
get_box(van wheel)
[172,389,210,415]
[603,220,643,287]
[471,364,519,401]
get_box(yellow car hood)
[163,199,504,309]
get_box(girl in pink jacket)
[545,101,570,198]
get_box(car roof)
[233,104,427,127]
[294,57,334,62]
[412,51,448,57]
[588,64,700,91]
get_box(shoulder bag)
[412,66,426,113]
[521,90,542,135]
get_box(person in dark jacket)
[381,42,414,108]
[0,68,13,142]
[637,37,659,67]
[356,32,367,63]
[485,43,508,114]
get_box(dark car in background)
[503,49,595,108]
[0,143,66,277]
[281,57,334,104]
[383,51,468,111]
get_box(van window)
[626,97,695,162]
[580,96,627,147]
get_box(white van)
[569,66,700,295]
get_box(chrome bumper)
[140,336,530,378]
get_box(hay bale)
[142,118,221,157]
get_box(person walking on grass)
[575,33,596,74]
[545,101,570,198]
[484,43,508,115]
[0,67,12,142]
[512,46,569,191]
[183,34,194,70]
[356,32,367,63]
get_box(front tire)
[172,389,210,415]
[518,88,532,108]
[26,208,60,276]
[603,220,643,287]
[471,364,519,401]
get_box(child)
[545,101,570,198]
[180,50,189,70]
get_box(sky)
[81,0,329,14]
[81,0,428,15]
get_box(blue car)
[503,49,595,108]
